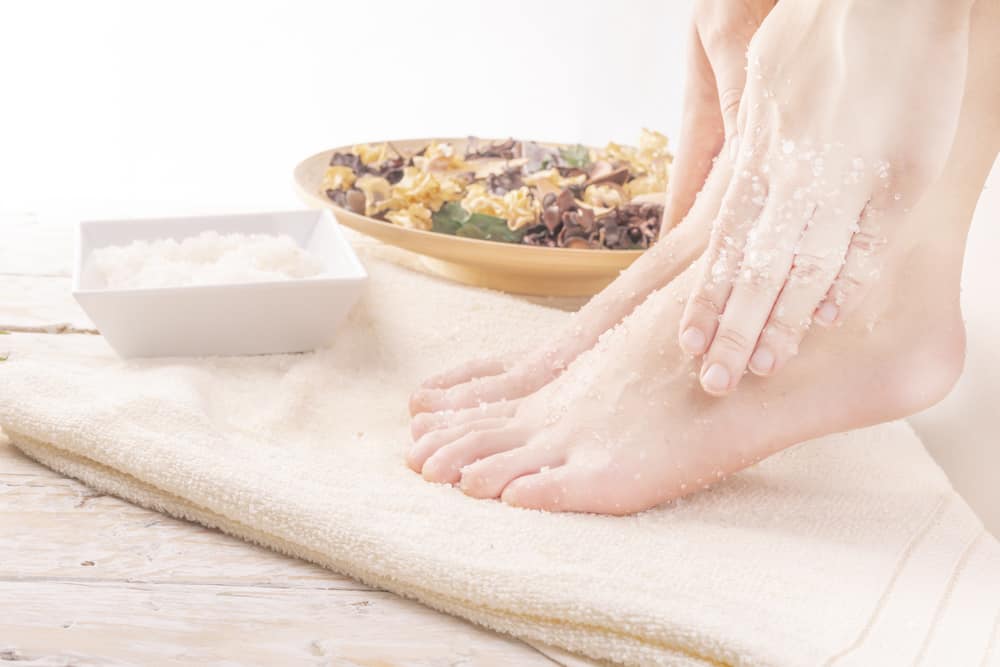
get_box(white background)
[1,1,996,532]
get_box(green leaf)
[559,144,591,168]
[431,203,524,243]
[456,213,524,244]
[431,201,470,235]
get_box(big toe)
[501,464,647,515]
[459,444,565,499]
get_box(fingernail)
[815,303,839,326]
[701,363,731,393]
[680,327,707,354]
[749,348,775,375]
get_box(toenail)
[680,327,707,354]
[749,348,775,375]
[815,303,839,326]
[701,364,731,393]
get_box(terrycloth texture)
[1,256,998,667]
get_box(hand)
[660,0,776,235]
[677,0,972,395]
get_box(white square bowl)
[73,209,367,358]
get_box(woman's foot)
[408,0,996,514]
[407,159,731,437]
[407,236,966,514]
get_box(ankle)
[880,311,966,416]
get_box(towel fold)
[1,254,997,666]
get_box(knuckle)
[717,87,744,118]
[766,316,802,341]
[691,291,725,318]
[835,273,865,296]
[849,231,888,255]
[713,327,753,353]
[736,267,781,295]
[789,252,840,284]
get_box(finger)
[677,163,768,356]
[662,24,726,235]
[702,38,750,144]
[749,195,869,376]
[699,191,814,395]
[815,203,890,327]
[698,0,766,142]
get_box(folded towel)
[1,254,997,667]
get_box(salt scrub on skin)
[93,231,325,290]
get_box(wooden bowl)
[293,137,646,297]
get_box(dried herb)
[431,202,469,235]
[457,213,524,243]
[558,144,591,168]
[431,203,523,243]
[323,132,670,249]
[486,167,524,195]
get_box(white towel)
[1,254,998,666]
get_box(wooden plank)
[0,441,558,665]
[0,469,363,590]
[0,275,94,332]
[0,580,555,666]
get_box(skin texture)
[677,0,973,395]
[406,0,1000,514]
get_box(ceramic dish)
[73,210,366,358]
[294,137,665,297]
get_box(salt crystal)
[93,231,324,290]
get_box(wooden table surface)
[0,214,566,666]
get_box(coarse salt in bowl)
[73,209,367,358]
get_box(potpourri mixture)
[321,130,671,250]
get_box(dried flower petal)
[322,165,356,191]
[386,203,433,231]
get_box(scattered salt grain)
[93,231,325,289]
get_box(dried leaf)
[559,144,591,168]
[431,202,470,235]
[456,213,525,244]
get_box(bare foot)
[407,0,998,513]
[407,159,731,437]
[408,240,966,513]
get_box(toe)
[501,464,649,515]
[410,399,520,441]
[459,445,565,499]
[409,369,537,416]
[420,358,507,390]
[409,387,446,416]
[500,466,576,511]
[407,417,510,473]
[421,427,526,484]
